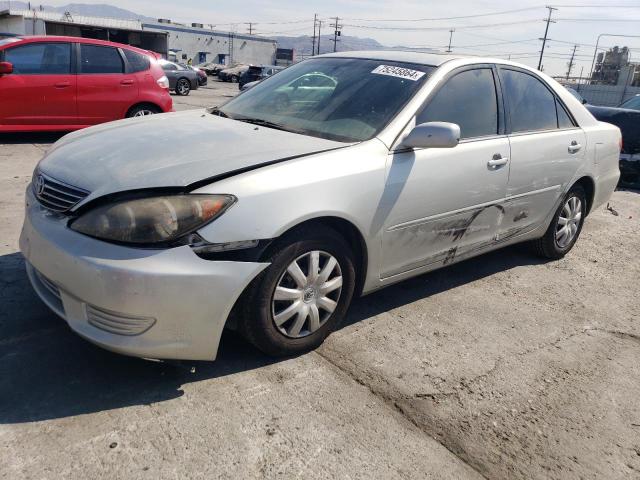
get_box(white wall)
[144,24,276,66]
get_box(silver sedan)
[21,51,621,361]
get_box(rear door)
[0,41,76,127]
[498,67,586,240]
[76,43,138,124]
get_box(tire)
[238,226,356,357]
[175,78,191,96]
[230,75,239,83]
[531,185,586,259]
[126,104,160,118]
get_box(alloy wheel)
[271,250,343,338]
[133,109,155,117]
[556,196,582,248]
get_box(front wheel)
[531,185,586,259]
[239,227,356,357]
[175,78,191,96]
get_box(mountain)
[0,1,152,21]
[274,34,438,57]
[273,34,386,56]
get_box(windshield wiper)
[234,117,295,132]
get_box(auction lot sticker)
[371,65,426,81]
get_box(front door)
[381,66,510,278]
[0,41,77,127]
[76,43,137,124]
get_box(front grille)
[87,305,156,336]
[33,172,90,213]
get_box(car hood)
[37,110,348,201]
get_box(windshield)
[0,37,21,47]
[216,58,434,142]
[620,96,640,110]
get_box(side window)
[80,45,123,74]
[123,49,150,73]
[556,99,575,129]
[417,68,498,139]
[501,69,557,133]
[161,63,176,71]
[4,42,71,74]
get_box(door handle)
[488,154,509,168]
[54,82,70,88]
[568,141,582,153]
[120,79,134,86]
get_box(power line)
[341,6,541,22]
[341,19,540,31]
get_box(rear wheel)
[531,185,586,259]
[239,226,356,357]
[126,104,160,118]
[175,78,191,96]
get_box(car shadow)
[0,245,547,424]
[0,132,67,145]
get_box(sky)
[28,0,640,77]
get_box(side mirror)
[0,61,13,75]
[582,99,587,105]
[400,121,460,149]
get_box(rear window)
[123,49,150,73]
[80,44,123,74]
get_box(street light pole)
[589,33,640,82]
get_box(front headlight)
[70,194,235,245]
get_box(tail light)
[157,75,169,89]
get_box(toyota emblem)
[35,174,46,196]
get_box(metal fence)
[564,83,640,107]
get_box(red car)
[0,36,173,132]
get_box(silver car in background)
[20,51,621,361]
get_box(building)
[0,8,277,66]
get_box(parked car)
[158,59,199,96]
[21,52,621,361]
[0,36,172,132]
[184,64,207,86]
[564,86,640,188]
[239,65,284,88]
[218,64,248,83]
[587,104,640,188]
[197,62,226,76]
[619,94,640,110]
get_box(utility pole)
[565,44,578,80]
[446,28,454,53]
[330,17,342,52]
[317,20,323,55]
[311,14,317,57]
[538,6,557,71]
[245,23,255,35]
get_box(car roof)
[319,50,464,66]
[2,35,154,56]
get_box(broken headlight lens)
[70,194,235,245]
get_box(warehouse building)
[0,8,277,66]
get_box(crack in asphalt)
[313,349,490,480]
[313,325,640,480]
